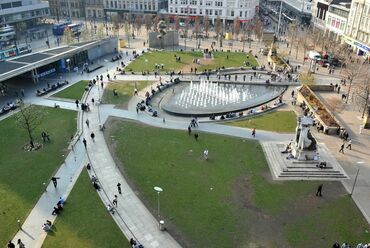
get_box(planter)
[297,85,340,135]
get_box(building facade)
[0,0,49,26]
[325,2,350,40]
[48,0,86,19]
[344,0,370,56]
[167,0,259,23]
[85,0,104,19]
[281,0,312,24]
[103,0,167,16]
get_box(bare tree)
[299,73,315,85]
[153,15,161,32]
[144,14,152,38]
[96,23,105,40]
[63,27,74,45]
[135,15,142,35]
[174,16,180,31]
[194,17,200,49]
[343,56,367,104]
[80,25,91,42]
[183,17,190,50]
[286,21,297,55]
[215,16,221,40]
[204,15,209,38]
[123,14,131,47]
[15,103,44,148]
[354,75,370,118]
[253,16,263,42]
[233,17,241,40]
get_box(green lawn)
[102,80,152,107]
[0,106,77,246]
[125,51,258,73]
[43,170,130,248]
[106,120,370,248]
[52,80,89,101]
[226,110,297,133]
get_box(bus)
[52,22,83,37]
[0,44,32,61]
[0,26,16,50]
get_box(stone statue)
[292,116,317,160]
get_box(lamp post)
[154,186,163,219]
[17,219,22,230]
[350,161,364,196]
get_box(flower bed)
[298,85,340,134]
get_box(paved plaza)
[1,32,369,248]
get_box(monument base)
[291,146,317,161]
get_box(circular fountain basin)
[160,81,286,117]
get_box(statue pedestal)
[292,146,317,161]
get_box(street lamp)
[350,161,364,196]
[154,186,163,219]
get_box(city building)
[167,0,259,23]
[344,0,370,56]
[325,0,351,40]
[85,0,104,19]
[103,0,168,17]
[311,0,331,30]
[280,0,313,25]
[0,0,49,27]
[48,0,86,20]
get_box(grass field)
[102,80,152,108]
[43,170,130,248]
[0,107,77,246]
[52,80,89,100]
[106,120,370,248]
[125,51,258,73]
[226,110,297,133]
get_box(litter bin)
[159,220,165,231]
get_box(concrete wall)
[149,31,179,49]
[87,37,118,61]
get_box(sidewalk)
[82,84,182,248]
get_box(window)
[12,1,22,7]
[231,10,234,16]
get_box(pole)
[350,168,360,196]
[157,192,160,218]
[277,0,283,39]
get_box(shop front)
[342,35,370,58]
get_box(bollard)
[159,220,165,231]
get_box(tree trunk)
[345,79,353,104]
[361,92,369,118]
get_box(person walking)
[113,195,118,207]
[346,139,352,150]
[75,99,79,108]
[203,149,209,160]
[83,138,87,149]
[252,128,256,138]
[316,184,323,197]
[17,239,25,248]
[91,98,95,105]
[90,132,95,142]
[339,143,345,153]
[85,119,89,128]
[188,125,191,135]
[51,177,60,188]
[194,133,199,141]
[7,240,15,248]
[117,183,122,194]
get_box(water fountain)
[160,79,286,116]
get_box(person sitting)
[107,204,115,214]
[93,181,101,191]
[91,175,98,184]
[316,161,327,169]
[42,221,52,231]
[113,89,118,96]
[52,206,60,215]
[57,196,65,206]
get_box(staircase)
[261,142,348,180]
